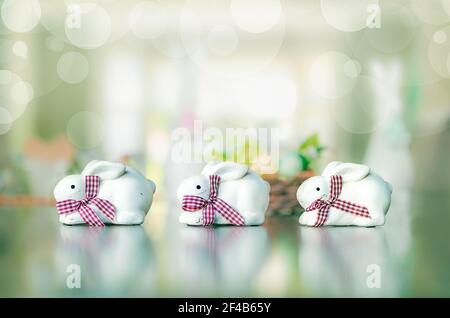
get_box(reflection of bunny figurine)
[54,160,156,225]
[297,161,392,227]
[177,161,270,226]
[171,224,269,295]
[298,227,398,297]
[54,226,156,296]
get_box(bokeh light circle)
[428,25,450,78]
[207,25,239,56]
[64,3,111,49]
[1,0,41,33]
[180,0,285,78]
[57,52,90,84]
[39,0,75,42]
[364,3,417,53]
[0,37,64,99]
[67,111,104,149]
[40,0,131,48]
[412,0,450,25]
[0,70,33,120]
[11,81,33,105]
[433,30,447,44]
[230,0,282,33]
[346,28,447,87]
[12,41,27,58]
[309,51,359,99]
[129,1,167,40]
[0,40,28,75]
[333,75,392,134]
[151,5,188,59]
[321,0,379,32]
[344,59,361,78]
[0,107,13,135]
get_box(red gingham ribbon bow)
[56,176,115,227]
[305,175,371,227]
[182,175,245,226]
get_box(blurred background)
[1,0,450,297]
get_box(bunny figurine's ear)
[321,161,343,177]
[201,161,220,176]
[82,160,126,180]
[201,161,248,181]
[322,161,369,182]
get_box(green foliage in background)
[297,133,325,171]
[204,131,325,177]
[279,132,325,179]
[207,136,258,166]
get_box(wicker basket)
[263,170,315,216]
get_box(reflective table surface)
[0,189,449,297]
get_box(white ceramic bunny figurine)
[54,160,156,226]
[177,161,270,226]
[296,161,392,227]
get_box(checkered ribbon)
[305,175,371,227]
[182,175,245,226]
[56,176,115,227]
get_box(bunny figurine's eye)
[196,185,201,190]
[71,185,75,189]
[316,187,320,191]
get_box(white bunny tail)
[264,180,271,192]
[386,181,393,194]
[147,179,156,194]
